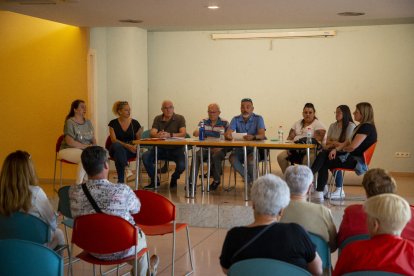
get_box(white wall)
[148,24,414,172]
[90,27,148,145]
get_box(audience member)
[225,98,266,184]
[281,165,337,251]
[142,100,186,190]
[334,193,414,275]
[0,150,65,250]
[311,102,377,202]
[338,168,414,246]
[277,103,326,173]
[108,101,143,183]
[191,103,229,191]
[69,146,158,276]
[58,99,96,184]
[220,174,322,275]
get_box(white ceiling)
[1,0,414,31]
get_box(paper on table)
[233,132,247,141]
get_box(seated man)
[69,146,158,276]
[142,100,187,189]
[281,165,337,252]
[191,103,229,191]
[224,98,266,184]
[220,174,322,275]
[334,193,414,275]
[337,168,414,246]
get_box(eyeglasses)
[241,98,253,103]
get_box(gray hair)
[251,174,290,216]
[284,165,313,196]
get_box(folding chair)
[133,190,194,276]
[53,134,77,192]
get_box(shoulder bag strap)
[230,222,277,263]
[81,184,103,213]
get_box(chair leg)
[59,161,63,191]
[172,223,176,276]
[186,226,194,274]
[53,154,58,192]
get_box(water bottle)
[219,129,225,141]
[199,122,205,141]
[278,126,284,142]
[306,127,312,144]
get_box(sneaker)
[149,254,160,276]
[209,180,220,191]
[330,188,345,200]
[170,178,178,189]
[311,191,324,202]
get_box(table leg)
[244,146,248,201]
[252,147,257,182]
[135,144,140,190]
[200,147,204,192]
[207,148,211,192]
[190,145,195,198]
[154,146,158,189]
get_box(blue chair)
[228,258,311,276]
[0,211,50,243]
[308,232,331,275]
[0,239,63,276]
[339,234,370,254]
[343,271,404,276]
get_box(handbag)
[286,137,322,165]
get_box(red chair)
[328,142,377,200]
[133,190,194,276]
[53,135,77,192]
[71,213,149,276]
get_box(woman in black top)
[108,101,142,183]
[220,174,322,275]
[311,102,377,199]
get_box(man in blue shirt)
[225,98,266,184]
[191,103,229,191]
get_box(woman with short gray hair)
[220,174,322,275]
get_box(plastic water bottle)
[199,122,205,141]
[306,127,312,144]
[278,126,284,142]
[219,129,225,141]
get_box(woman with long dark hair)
[58,100,96,184]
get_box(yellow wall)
[0,11,88,180]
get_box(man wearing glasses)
[225,98,266,185]
[142,100,187,189]
[191,103,229,191]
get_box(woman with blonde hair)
[108,101,143,183]
[0,151,65,249]
[311,102,377,201]
[58,99,96,184]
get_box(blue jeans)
[229,147,264,183]
[332,170,343,188]
[190,148,227,184]
[109,142,136,183]
[142,147,186,182]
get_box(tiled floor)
[43,168,414,276]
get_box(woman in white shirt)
[277,103,326,173]
[0,150,65,249]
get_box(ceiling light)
[118,19,143,24]
[337,12,365,16]
[211,30,336,40]
[207,4,219,9]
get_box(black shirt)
[220,223,316,270]
[351,123,377,156]
[108,119,141,144]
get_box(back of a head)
[362,168,396,198]
[81,146,108,177]
[364,193,411,236]
[251,174,290,216]
[284,165,313,196]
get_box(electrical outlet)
[395,152,411,158]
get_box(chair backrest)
[363,142,377,165]
[343,271,404,276]
[339,234,370,254]
[105,135,112,150]
[0,212,50,244]
[72,213,137,254]
[58,186,73,219]
[0,239,63,276]
[141,129,151,139]
[228,258,311,276]
[56,135,65,153]
[308,232,331,270]
[133,190,176,226]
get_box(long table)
[134,138,315,200]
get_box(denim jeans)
[109,142,136,183]
[190,148,227,184]
[142,147,186,182]
[229,147,264,183]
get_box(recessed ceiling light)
[118,19,143,24]
[207,5,219,9]
[337,12,365,16]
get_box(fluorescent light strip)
[211,30,336,40]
